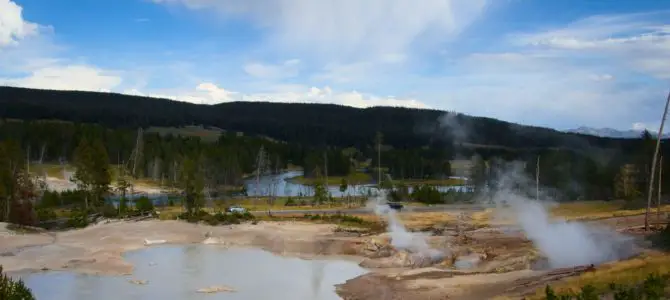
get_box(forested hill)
[0,86,636,151]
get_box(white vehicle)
[227,206,247,213]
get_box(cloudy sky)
[1,0,669,131]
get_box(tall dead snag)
[646,89,670,231]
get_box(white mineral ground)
[0,213,653,300]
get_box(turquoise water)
[18,246,368,300]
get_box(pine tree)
[615,164,639,201]
[90,139,111,206]
[72,138,111,210]
[0,266,35,300]
[180,157,204,215]
[72,138,94,210]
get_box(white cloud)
[152,0,489,60]
[632,122,655,131]
[127,83,429,109]
[514,11,670,79]
[0,0,39,47]
[589,74,614,81]
[195,82,236,102]
[124,82,235,104]
[403,11,668,130]
[379,53,407,64]
[413,47,665,129]
[240,86,430,109]
[312,52,411,84]
[243,59,300,79]
[0,65,123,92]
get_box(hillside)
[568,126,670,139]
[0,86,637,151]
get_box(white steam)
[491,165,637,268]
[438,112,469,144]
[367,190,444,258]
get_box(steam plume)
[490,164,637,268]
[367,190,445,260]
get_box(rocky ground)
[0,212,657,300]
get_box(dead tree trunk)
[658,155,663,225]
[646,89,670,231]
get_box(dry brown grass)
[466,201,670,226]
[353,211,457,230]
[525,253,670,299]
[554,201,670,221]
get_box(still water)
[19,245,368,300]
[243,171,469,197]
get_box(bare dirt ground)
[0,212,658,300]
[0,220,364,275]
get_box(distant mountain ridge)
[567,126,670,139]
[0,86,647,152]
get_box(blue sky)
[1,0,669,131]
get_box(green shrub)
[135,196,154,213]
[241,211,254,220]
[177,210,254,225]
[284,198,296,206]
[201,213,219,226]
[100,203,119,218]
[65,209,88,228]
[0,266,35,300]
[39,191,61,208]
[118,197,128,214]
[649,224,670,250]
[411,185,442,204]
[337,214,365,224]
[35,207,57,222]
[186,214,200,223]
[546,273,670,300]
[211,212,240,224]
[576,284,598,300]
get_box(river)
[243,171,470,197]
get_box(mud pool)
[17,245,368,300]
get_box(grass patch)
[5,223,44,234]
[146,125,223,143]
[470,201,670,226]
[29,163,73,179]
[392,178,466,186]
[299,213,385,232]
[31,163,123,181]
[354,211,458,230]
[229,196,367,211]
[527,254,670,299]
[288,172,372,185]
[553,201,670,221]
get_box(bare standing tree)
[254,146,270,209]
[646,89,670,231]
[657,155,663,225]
[375,132,383,185]
[535,155,540,201]
[38,143,47,165]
